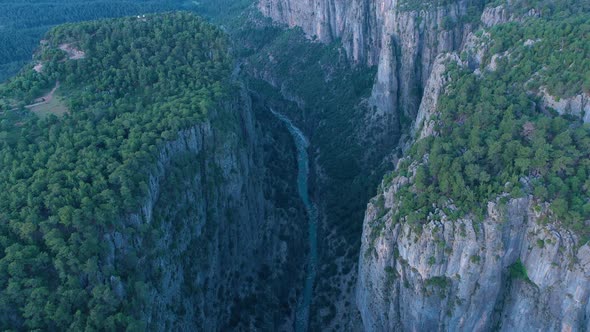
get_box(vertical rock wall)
[103,91,306,330]
[357,168,590,331]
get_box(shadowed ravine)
[269,108,318,332]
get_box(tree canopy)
[0,0,201,82]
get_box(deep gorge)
[233,0,590,329]
[0,0,589,331]
[269,108,318,331]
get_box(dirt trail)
[33,63,44,73]
[59,43,85,60]
[25,81,60,108]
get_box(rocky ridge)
[356,4,590,331]
[357,156,590,331]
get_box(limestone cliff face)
[259,0,480,145]
[480,4,510,27]
[412,53,461,140]
[354,4,590,330]
[257,0,380,65]
[480,3,541,27]
[357,161,590,331]
[539,89,590,124]
[103,92,306,330]
[369,0,476,125]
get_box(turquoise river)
[270,109,318,332]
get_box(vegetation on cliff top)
[0,12,231,330]
[387,5,590,242]
[0,0,204,82]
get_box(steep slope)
[258,0,380,64]
[1,0,587,330]
[357,1,590,331]
[0,13,306,330]
[231,12,387,329]
[359,188,590,331]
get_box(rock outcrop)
[357,165,590,331]
[369,0,476,129]
[480,3,541,28]
[412,53,461,140]
[257,0,381,65]
[539,89,590,123]
[481,4,510,27]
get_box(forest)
[0,0,206,82]
[0,0,257,82]
[0,0,588,329]
[0,12,232,330]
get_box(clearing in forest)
[59,43,86,60]
[26,81,69,117]
[33,63,44,73]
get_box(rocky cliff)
[354,2,590,331]
[539,89,590,124]
[103,90,306,330]
[357,162,590,331]
[258,0,380,65]
[259,0,484,136]
[254,0,489,329]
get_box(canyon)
[0,0,588,331]
[255,0,590,330]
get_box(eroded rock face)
[539,89,590,123]
[259,0,479,144]
[480,3,541,28]
[357,169,590,331]
[412,53,461,140]
[257,0,381,65]
[481,4,510,27]
[257,1,590,330]
[370,0,475,124]
[103,92,306,330]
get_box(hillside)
[0,12,227,329]
[0,0,209,82]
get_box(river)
[269,108,318,332]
